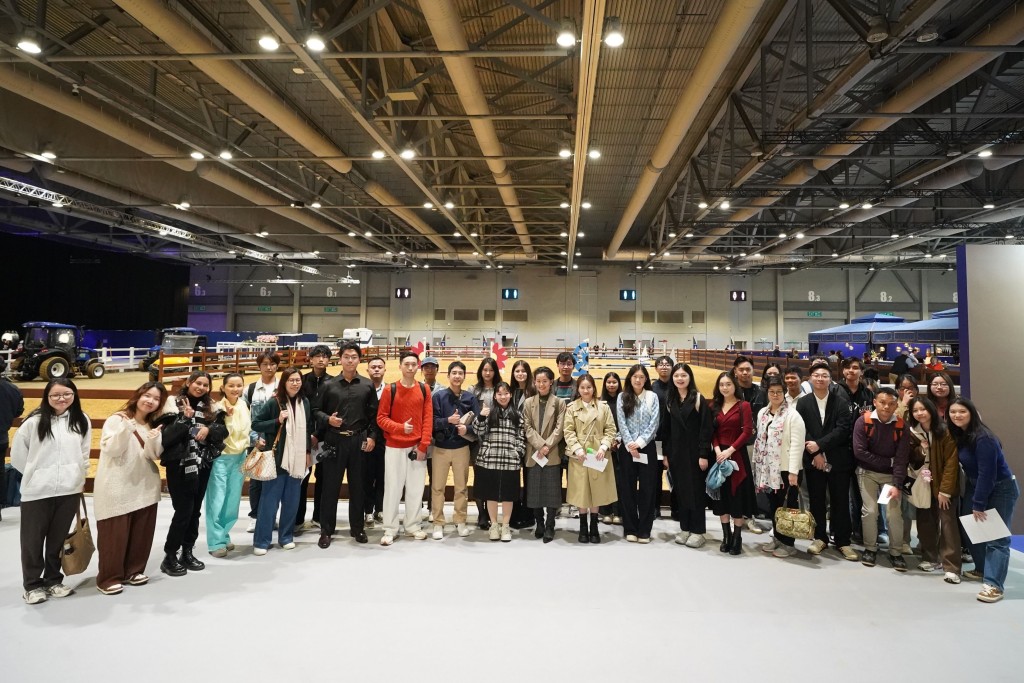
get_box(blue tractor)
[11,322,105,381]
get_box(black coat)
[665,393,714,511]
[160,396,228,466]
[795,386,853,471]
[252,396,312,470]
[0,378,24,447]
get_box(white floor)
[1,497,1021,682]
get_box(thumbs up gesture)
[448,409,461,425]
[328,411,343,428]
[403,418,414,435]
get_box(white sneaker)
[457,523,471,537]
[746,519,765,535]
[807,539,826,555]
[46,584,73,598]
[602,515,613,524]
[674,531,691,545]
[625,534,638,543]
[761,538,780,554]
[772,544,796,558]
[489,524,501,541]
[380,534,394,546]
[23,589,48,605]
[432,525,444,540]
[253,547,268,556]
[411,529,427,540]
[918,561,938,572]
[281,542,296,550]
[500,524,512,542]
[246,519,257,533]
[685,534,706,548]
[611,515,622,525]
[364,514,375,529]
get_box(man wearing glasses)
[795,361,857,560]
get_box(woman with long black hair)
[564,374,618,543]
[947,398,1018,603]
[12,379,91,604]
[159,370,227,577]
[710,371,754,555]
[474,382,525,542]
[927,372,957,419]
[250,367,312,555]
[615,364,661,543]
[469,357,502,530]
[665,363,714,548]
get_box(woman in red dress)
[710,371,754,556]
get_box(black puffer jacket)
[159,393,228,467]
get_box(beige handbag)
[242,413,282,482]
[61,494,95,576]
[773,486,816,541]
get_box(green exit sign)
[323,306,338,313]
[879,311,895,316]
[806,311,822,318]
[257,305,272,312]
[192,305,207,312]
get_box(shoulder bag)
[773,484,816,541]
[61,494,95,576]
[242,407,282,481]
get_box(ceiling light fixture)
[258,230,269,237]
[977,149,993,158]
[779,232,788,239]
[371,149,386,159]
[577,231,585,238]
[1005,234,1015,240]
[347,231,356,237]
[603,16,624,47]
[51,200,64,208]
[189,151,204,160]
[556,19,575,47]
[558,146,572,158]
[17,32,42,54]
[698,201,708,209]
[470,231,479,237]
[311,200,322,209]
[832,251,839,257]
[581,200,592,209]
[685,232,694,238]
[561,251,568,256]
[712,266,720,271]
[306,33,326,52]
[258,34,279,51]
[423,202,433,209]
[838,202,849,210]
[40,149,57,160]
[795,232,805,239]
[720,200,731,210]
[399,147,416,160]
[364,230,372,237]
[668,232,676,238]
[866,15,889,44]
[588,149,601,160]
[862,202,873,209]
[219,150,233,160]
[983,203,995,209]
[444,200,455,209]
[916,24,939,43]
[891,233,900,239]
[312,250,320,255]
[560,201,570,208]
[560,231,568,238]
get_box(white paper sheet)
[877,484,897,504]
[531,454,549,468]
[632,451,649,465]
[583,452,609,472]
[959,509,1012,544]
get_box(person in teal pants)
[206,373,251,557]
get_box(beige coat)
[523,393,566,467]
[563,399,618,508]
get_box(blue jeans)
[965,476,1019,591]
[254,471,302,550]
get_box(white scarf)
[281,397,307,479]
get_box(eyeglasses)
[930,382,948,387]
[48,393,74,401]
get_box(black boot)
[543,507,557,543]
[729,527,743,556]
[589,513,601,544]
[180,547,206,571]
[578,513,590,543]
[534,510,545,539]
[160,551,187,577]
[477,500,491,531]
[719,522,732,553]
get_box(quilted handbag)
[773,485,816,541]
[61,494,95,576]
[242,414,282,482]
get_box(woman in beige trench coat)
[564,374,618,544]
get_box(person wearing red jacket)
[376,351,433,546]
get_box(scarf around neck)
[281,396,307,479]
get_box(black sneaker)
[861,550,877,567]
[890,554,908,572]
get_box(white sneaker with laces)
[380,534,394,546]
[489,524,501,541]
[500,524,512,542]
[432,525,444,540]
[674,532,691,545]
[23,589,48,605]
[685,534,705,548]
[918,561,938,572]
[365,514,376,529]
[457,523,471,537]
[746,519,765,535]
[47,584,73,598]
[253,547,268,556]
[246,519,257,533]
[411,529,427,540]
[282,542,296,550]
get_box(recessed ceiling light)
[977,150,993,158]
[219,150,233,160]
[190,151,204,160]
[399,147,416,160]
[258,34,279,51]
[306,34,326,52]
[371,150,386,159]
[698,201,708,209]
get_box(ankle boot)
[543,507,557,543]
[160,552,187,577]
[578,513,590,543]
[589,513,601,544]
[720,522,732,553]
[729,527,743,556]
[180,547,206,571]
[534,510,546,539]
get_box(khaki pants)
[916,497,962,573]
[432,446,470,525]
[857,468,905,555]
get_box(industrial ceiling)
[1,0,1023,276]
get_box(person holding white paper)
[665,363,714,548]
[853,388,912,571]
[615,365,661,543]
[710,372,754,555]
[906,397,962,583]
[947,398,1018,603]
[523,367,566,543]
[564,374,618,544]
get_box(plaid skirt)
[525,464,562,509]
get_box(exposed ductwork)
[416,0,535,255]
[605,0,764,258]
[604,249,933,265]
[691,4,1024,254]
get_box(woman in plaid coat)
[474,382,526,542]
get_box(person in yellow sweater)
[206,373,251,557]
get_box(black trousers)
[319,435,365,536]
[768,473,799,547]
[248,479,261,519]
[363,440,386,516]
[20,493,79,591]
[164,464,212,554]
[294,463,324,526]
[616,442,661,538]
[806,466,852,548]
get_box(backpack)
[863,412,904,443]
[387,381,427,420]
[246,382,256,405]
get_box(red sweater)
[377,381,433,452]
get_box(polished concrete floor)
[0,498,1020,682]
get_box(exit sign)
[191,305,207,312]
[257,305,272,312]
[323,306,338,313]
[879,311,895,316]
[806,311,822,318]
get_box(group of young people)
[9,347,1018,605]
